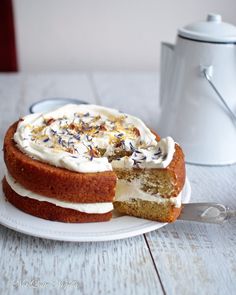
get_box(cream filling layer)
[114,179,182,208]
[5,171,113,214]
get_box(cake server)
[178,203,236,224]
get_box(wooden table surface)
[0,72,235,295]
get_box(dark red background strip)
[0,0,18,71]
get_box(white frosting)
[115,179,182,208]
[14,104,175,173]
[112,137,175,169]
[5,171,113,214]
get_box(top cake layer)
[14,104,175,173]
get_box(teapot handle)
[201,65,236,123]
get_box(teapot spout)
[159,42,175,107]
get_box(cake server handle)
[178,203,236,224]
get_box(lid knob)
[207,13,222,23]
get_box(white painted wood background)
[0,72,235,295]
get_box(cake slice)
[113,142,185,222]
[3,104,185,223]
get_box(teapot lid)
[178,14,236,43]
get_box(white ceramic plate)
[0,178,191,242]
[29,98,88,114]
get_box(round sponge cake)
[3,105,185,223]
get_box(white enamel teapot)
[158,14,236,165]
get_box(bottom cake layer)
[113,177,182,222]
[2,178,112,223]
[114,200,181,223]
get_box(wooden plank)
[0,73,23,135]
[17,72,96,115]
[91,71,160,130]
[0,232,164,295]
[145,164,236,295]
[0,73,23,178]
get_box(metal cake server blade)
[178,203,236,224]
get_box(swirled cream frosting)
[14,104,175,173]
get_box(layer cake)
[3,104,185,223]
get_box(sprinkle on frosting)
[13,104,176,173]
